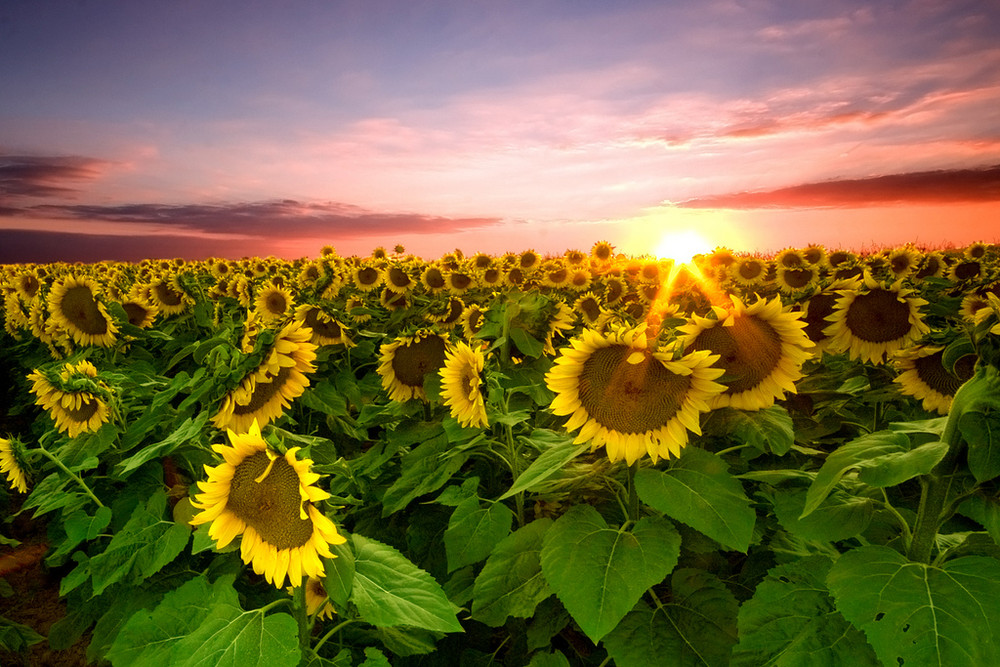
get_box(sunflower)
[379,287,409,311]
[801,244,828,268]
[591,241,614,264]
[894,345,977,415]
[377,330,449,402]
[300,577,336,619]
[965,241,989,260]
[255,282,295,323]
[545,324,724,464]
[120,286,159,328]
[825,273,930,364]
[775,266,818,294]
[440,342,488,428]
[190,421,346,589]
[731,257,768,287]
[914,251,946,279]
[519,250,541,272]
[13,269,42,301]
[827,250,857,270]
[775,248,809,269]
[47,275,118,347]
[27,360,112,437]
[678,295,815,410]
[293,304,354,347]
[479,266,504,288]
[461,304,486,339]
[384,264,416,295]
[213,320,318,433]
[421,264,448,293]
[352,264,383,292]
[427,296,465,329]
[574,292,609,328]
[886,246,921,280]
[603,277,626,306]
[949,260,982,282]
[446,270,476,295]
[567,268,592,292]
[0,436,29,493]
[148,275,190,315]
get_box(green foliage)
[471,518,553,626]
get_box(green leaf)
[323,538,355,610]
[46,505,113,565]
[88,490,191,595]
[602,568,739,667]
[509,326,545,358]
[802,431,909,517]
[381,433,470,515]
[711,406,795,455]
[635,448,755,552]
[471,518,553,627]
[500,434,588,500]
[827,545,1000,666]
[0,616,44,653]
[351,534,463,633]
[527,651,571,667]
[855,440,949,487]
[444,497,514,572]
[773,487,874,543]
[115,413,209,477]
[372,626,443,656]
[962,407,1000,482]
[733,556,876,666]
[539,506,680,642]
[360,647,392,667]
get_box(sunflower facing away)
[440,341,488,428]
[545,324,725,464]
[0,436,29,493]
[377,330,449,402]
[47,275,118,347]
[678,295,815,410]
[190,421,346,589]
[27,360,112,437]
[825,273,930,364]
[213,320,318,433]
[894,345,977,415]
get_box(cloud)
[677,164,1000,209]
[2,198,502,242]
[0,153,110,199]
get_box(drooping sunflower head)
[914,251,946,279]
[825,273,930,364]
[0,436,29,493]
[440,341,488,429]
[461,304,486,339]
[377,330,449,402]
[427,296,465,329]
[120,285,159,328]
[294,304,354,347]
[27,359,113,438]
[894,345,977,415]
[573,292,608,328]
[190,421,346,589]
[678,295,815,410]
[147,273,191,315]
[545,323,725,464]
[213,320,318,433]
[47,275,118,347]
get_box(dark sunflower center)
[305,266,319,280]
[507,268,524,285]
[357,267,380,286]
[442,299,463,324]
[424,268,446,289]
[60,286,109,335]
[466,309,483,333]
[577,346,691,434]
[391,336,447,388]
[62,394,99,422]
[844,289,913,343]
[915,257,942,279]
[388,267,412,288]
[154,282,184,306]
[953,261,982,281]
[912,350,971,397]
[450,273,473,290]
[690,315,782,394]
[461,368,479,398]
[890,255,913,273]
[233,366,293,415]
[548,268,568,283]
[19,275,40,297]
[571,272,589,288]
[605,280,624,303]
[579,297,601,323]
[739,262,763,280]
[802,293,838,343]
[123,302,152,326]
[303,308,342,339]
[782,268,813,289]
[226,451,315,550]
[483,268,501,284]
[265,292,288,315]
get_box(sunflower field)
[2,241,1000,666]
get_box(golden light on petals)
[47,275,118,347]
[894,346,977,415]
[440,341,488,428]
[377,331,449,402]
[545,324,725,464]
[190,421,346,589]
[0,437,29,493]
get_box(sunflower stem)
[312,619,357,654]
[37,446,105,509]
[907,444,962,564]
[627,462,640,522]
[292,583,309,650]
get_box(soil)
[2,495,90,666]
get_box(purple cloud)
[677,164,1000,209]
[0,154,110,199]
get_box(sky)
[1,0,999,264]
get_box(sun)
[654,230,714,265]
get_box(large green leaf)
[471,518,553,627]
[802,431,909,517]
[351,534,463,633]
[539,505,680,642]
[733,556,876,666]
[855,440,949,488]
[87,490,191,595]
[602,568,739,667]
[635,448,755,552]
[962,407,1000,482]
[381,433,470,515]
[323,537,355,610]
[500,431,589,500]
[773,487,874,543]
[827,545,1000,665]
[710,406,795,455]
[444,497,514,572]
[107,574,300,667]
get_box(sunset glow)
[1,1,999,263]
[654,230,714,265]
